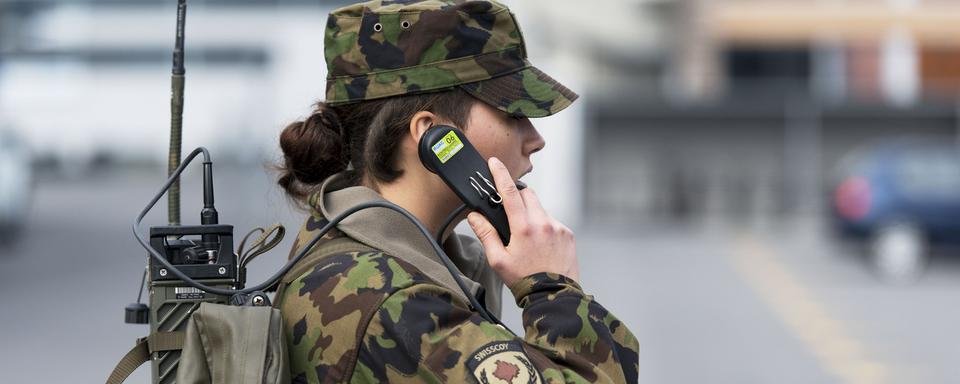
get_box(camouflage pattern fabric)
[278,214,639,383]
[324,0,578,118]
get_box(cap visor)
[460,66,579,118]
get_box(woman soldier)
[274,1,639,383]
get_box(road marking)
[731,234,889,384]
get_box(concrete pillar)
[880,27,919,106]
[667,0,721,102]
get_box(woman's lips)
[521,166,533,178]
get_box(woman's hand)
[466,157,580,287]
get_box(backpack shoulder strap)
[272,223,376,310]
[282,236,375,286]
[106,332,185,384]
[106,338,149,384]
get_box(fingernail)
[466,212,478,226]
[489,157,503,168]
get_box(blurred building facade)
[571,0,960,227]
[0,0,343,167]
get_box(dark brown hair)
[278,88,477,203]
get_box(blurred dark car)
[830,139,960,282]
[0,129,32,242]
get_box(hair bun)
[277,102,348,200]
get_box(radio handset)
[418,125,524,246]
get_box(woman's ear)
[408,111,437,144]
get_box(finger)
[487,157,526,228]
[466,211,507,256]
[519,187,545,217]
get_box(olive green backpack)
[107,236,372,384]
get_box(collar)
[310,172,482,305]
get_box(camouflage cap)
[324,0,578,118]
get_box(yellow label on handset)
[432,130,464,164]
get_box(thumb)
[467,212,506,254]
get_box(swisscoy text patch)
[467,340,542,384]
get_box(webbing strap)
[105,338,149,384]
[238,223,286,266]
[148,331,185,352]
[105,331,185,384]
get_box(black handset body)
[418,125,516,245]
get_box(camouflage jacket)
[276,173,639,383]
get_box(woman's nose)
[522,119,545,155]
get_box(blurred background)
[2,0,960,382]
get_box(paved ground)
[1,166,958,383]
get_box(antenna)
[168,0,187,225]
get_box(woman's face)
[462,102,545,182]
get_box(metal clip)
[475,172,503,204]
[469,177,485,199]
